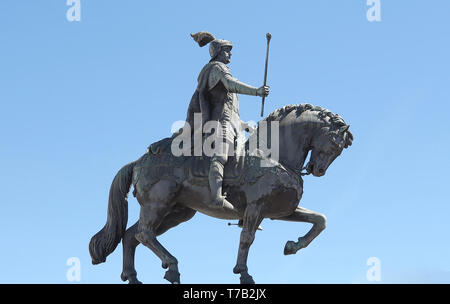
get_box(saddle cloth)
[189,155,246,184]
[148,136,247,184]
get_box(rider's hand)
[241,121,256,134]
[257,85,270,97]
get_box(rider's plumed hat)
[191,31,232,60]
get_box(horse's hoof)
[121,272,142,284]
[164,269,181,284]
[284,240,296,255]
[233,264,248,274]
[240,273,255,284]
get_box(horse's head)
[259,104,353,177]
[306,124,353,177]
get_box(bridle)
[300,165,311,176]
[282,162,311,178]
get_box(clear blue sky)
[1,0,449,283]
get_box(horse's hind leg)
[121,205,196,284]
[121,221,141,284]
[135,180,183,284]
[276,206,327,255]
[120,206,196,284]
[155,205,196,235]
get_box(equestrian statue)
[89,32,354,284]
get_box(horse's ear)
[344,129,353,148]
[339,125,350,134]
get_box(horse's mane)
[264,103,344,126]
[262,103,353,147]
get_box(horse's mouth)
[314,168,325,177]
[307,162,325,177]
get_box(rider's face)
[218,47,232,64]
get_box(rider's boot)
[208,157,235,211]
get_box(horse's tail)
[89,161,136,265]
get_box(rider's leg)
[208,140,234,210]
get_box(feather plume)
[191,31,215,47]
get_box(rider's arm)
[221,74,259,96]
[210,62,260,96]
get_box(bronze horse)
[89,104,353,284]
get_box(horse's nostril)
[319,168,324,174]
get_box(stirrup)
[227,220,263,231]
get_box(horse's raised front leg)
[276,206,327,255]
[233,203,263,284]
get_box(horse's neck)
[277,125,309,171]
[251,114,323,172]
[277,116,326,171]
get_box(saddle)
[190,154,245,184]
[147,136,247,185]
